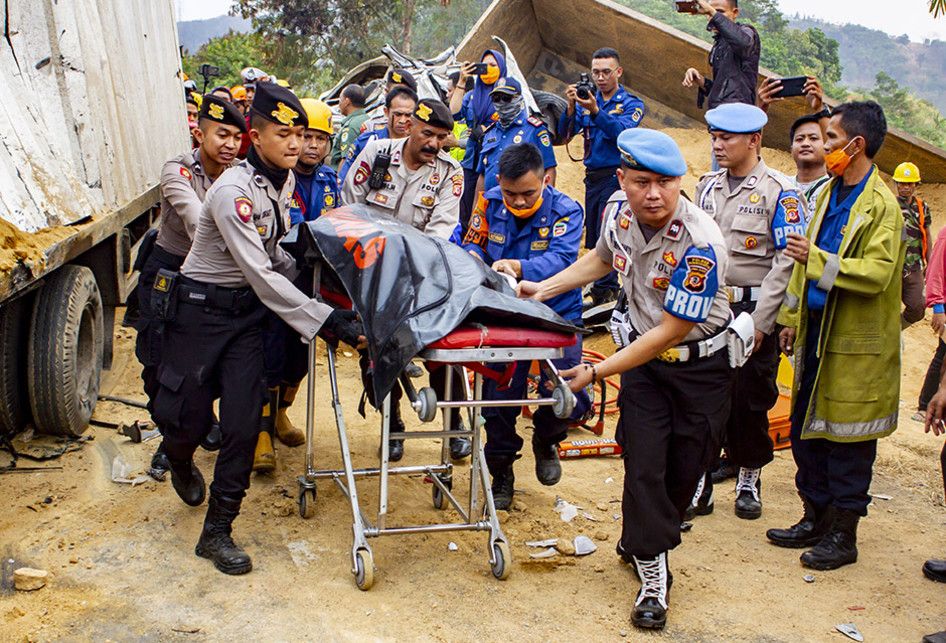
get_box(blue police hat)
[705,103,768,133]
[490,77,522,97]
[616,128,687,177]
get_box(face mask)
[495,95,523,129]
[480,65,500,85]
[504,193,544,219]
[824,138,860,177]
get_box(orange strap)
[918,198,929,266]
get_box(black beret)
[250,82,308,129]
[199,94,248,132]
[413,98,453,130]
[387,68,418,93]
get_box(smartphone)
[470,62,489,75]
[772,76,808,98]
[675,1,700,13]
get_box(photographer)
[559,47,645,307]
[681,0,760,110]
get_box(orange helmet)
[231,85,248,101]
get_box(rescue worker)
[461,143,590,509]
[338,86,418,185]
[690,103,807,520]
[519,128,733,630]
[559,47,646,307]
[341,99,471,462]
[361,69,418,133]
[154,83,363,575]
[450,49,507,232]
[331,84,369,168]
[139,94,246,478]
[894,161,932,327]
[231,85,249,115]
[252,98,341,472]
[476,78,556,194]
[770,101,903,572]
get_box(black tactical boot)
[532,437,562,486]
[200,415,222,452]
[684,472,714,520]
[386,402,406,462]
[148,441,171,481]
[923,558,946,583]
[487,456,516,510]
[800,508,860,570]
[734,467,762,520]
[766,495,834,548]
[195,494,252,575]
[631,552,670,630]
[711,453,737,484]
[449,417,472,461]
[168,457,206,507]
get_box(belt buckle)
[657,347,682,363]
[726,287,736,303]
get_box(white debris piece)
[836,623,864,642]
[573,536,597,556]
[525,538,559,548]
[529,547,559,560]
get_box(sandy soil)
[2,137,946,641]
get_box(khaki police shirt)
[596,192,731,342]
[181,161,331,340]
[695,159,807,335]
[156,150,216,257]
[341,137,463,240]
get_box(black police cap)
[250,82,308,129]
[413,99,454,131]
[387,68,418,93]
[199,94,248,132]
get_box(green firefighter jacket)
[777,166,905,442]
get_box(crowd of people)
[140,0,944,636]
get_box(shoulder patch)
[663,245,719,323]
[234,196,253,223]
[664,219,684,241]
[772,189,807,249]
[353,161,370,186]
[451,173,464,197]
[630,107,643,123]
[538,130,551,147]
[179,166,192,180]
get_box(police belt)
[726,285,761,304]
[585,166,619,183]
[629,328,729,364]
[151,243,185,268]
[177,276,258,314]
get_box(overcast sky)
[175,0,946,43]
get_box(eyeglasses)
[591,69,617,78]
[492,94,516,104]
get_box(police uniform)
[153,84,341,575]
[462,183,590,495]
[359,69,418,135]
[694,104,808,516]
[337,126,389,186]
[596,129,733,629]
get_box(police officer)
[154,83,363,575]
[477,78,556,194]
[519,129,733,630]
[139,94,246,478]
[252,98,342,473]
[361,68,419,133]
[461,143,590,509]
[337,86,418,185]
[691,103,806,520]
[560,47,646,308]
[342,98,471,462]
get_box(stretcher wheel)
[298,486,317,520]
[354,549,374,591]
[416,386,438,423]
[432,475,453,510]
[551,384,576,419]
[490,541,511,580]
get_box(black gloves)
[319,309,364,348]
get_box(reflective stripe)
[817,253,840,291]
[805,410,898,439]
[785,292,799,311]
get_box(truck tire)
[532,90,568,145]
[28,266,104,437]
[0,296,31,436]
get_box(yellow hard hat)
[893,161,921,183]
[276,78,291,89]
[300,98,334,135]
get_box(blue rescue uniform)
[477,113,556,193]
[289,164,339,225]
[338,126,389,186]
[462,185,590,459]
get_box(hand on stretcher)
[319,309,367,350]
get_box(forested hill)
[177,15,250,54]
[790,17,946,116]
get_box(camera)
[575,73,595,100]
[198,63,220,80]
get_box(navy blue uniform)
[477,113,556,193]
[462,185,590,458]
[289,164,339,225]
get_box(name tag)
[531,240,549,251]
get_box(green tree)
[182,31,267,89]
[861,72,946,148]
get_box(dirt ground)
[2,138,946,641]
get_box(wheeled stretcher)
[296,323,578,590]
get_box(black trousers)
[261,269,313,388]
[790,311,877,516]
[919,338,946,411]
[153,290,267,499]
[134,245,184,415]
[724,302,779,469]
[618,350,732,558]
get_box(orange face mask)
[824,138,860,177]
[504,194,544,219]
[480,64,501,85]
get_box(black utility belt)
[585,166,619,182]
[151,243,185,267]
[177,276,259,314]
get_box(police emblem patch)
[234,197,253,223]
[451,174,463,197]
[420,195,435,207]
[619,215,631,230]
[353,162,370,186]
[179,166,192,180]
[683,255,715,293]
[392,72,403,83]
[416,103,433,122]
[553,221,568,237]
[325,195,335,207]
[749,193,760,204]
[208,103,225,120]
[631,107,643,123]
[271,102,300,126]
[665,219,683,240]
[745,236,758,249]
[613,254,629,274]
[430,173,440,185]
[662,251,677,267]
[652,276,670,291]
[780,195,801,223]
[154,275,170,292]
[538,131,551,147]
